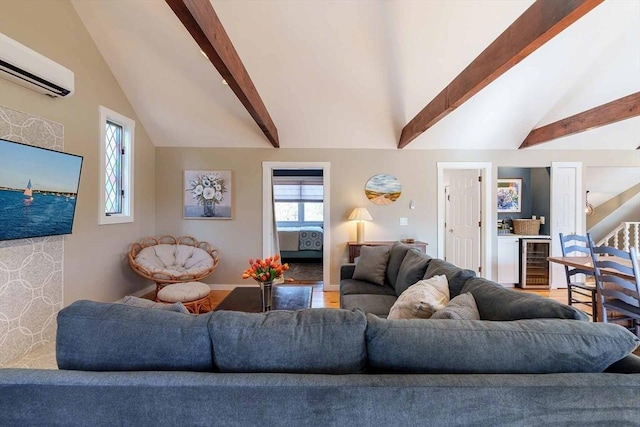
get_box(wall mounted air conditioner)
[0,33,74,98]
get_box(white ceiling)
[71,0,640,150]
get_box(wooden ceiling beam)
[166,0,279,147]
[398,0,603,149]
[519,92,640,148]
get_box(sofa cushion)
[352,245,390,286]
[209,308,367,374]
[340,279,397,296]
[424,258,476,297]
[341,294,397,317]
[385,242,413,288]
[462,277,589,321]
[388,275,449,319]
[394,250,431,296]
[119,295,190,314]
[56,300,213,371]
[366,315,639,374]
[431,292,480,320]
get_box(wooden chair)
[587,234,640,337]
[559,233,597,321]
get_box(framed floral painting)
[497,178,522,213]
[184,170,232,219]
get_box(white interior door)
[550,162,583,288]
[447,169,481,272]
[444,185,453,262]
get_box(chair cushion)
[352,245,391,286]
[209,309,367,374]
[56,301,213,371]
[388,275,449,319]
[366,314,640,374]
[157,282,211,303]
[431,292,480,320]
[461,277,589,320]
[119,295,189,314]
[135,244,213,277]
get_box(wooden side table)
[348,241,428,263]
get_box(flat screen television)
[0,138,83,241]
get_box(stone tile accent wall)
[0,106,64,366]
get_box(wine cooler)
[519,238,551,289]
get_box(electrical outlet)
[400,217,408,226]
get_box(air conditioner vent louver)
[0,33,74,98]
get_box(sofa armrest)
[340,264,356,281]
[604,354,640,373]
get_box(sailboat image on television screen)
[23,179,34,201]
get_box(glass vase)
[260,281,273,312]
[203,200,215,217]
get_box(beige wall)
[156,148,640,286]
[0,0,156,303]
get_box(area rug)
[285,262,323,282]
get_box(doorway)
[437,162,492,278]
[262,162,332,291]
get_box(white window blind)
[273,176,323,201]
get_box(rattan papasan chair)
[128,235,219,297]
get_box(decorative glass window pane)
[104,120,122,214]
[275,202,299,222]
[304,202,323,221]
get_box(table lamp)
[348,207,373,244]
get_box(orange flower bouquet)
[242,254,289,284]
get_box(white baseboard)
[130,284,155,298]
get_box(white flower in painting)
[208,175,216,181]
[214,184,221,191]
[203,187,215,200]
[215,191,222,200]
[194,185,204,195]
[202,178,211,187]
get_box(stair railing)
[597,222,640,252]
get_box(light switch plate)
[400,217,408,226]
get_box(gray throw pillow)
[431,292,480,320]
[120,295,190,314]
[385,242,413,288]
[394,249,431,296]
[366,314,640,374]
[424,258,475,297]
[352,245,390,286]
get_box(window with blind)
[273,171,323,226]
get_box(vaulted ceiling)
[71,0,640,150]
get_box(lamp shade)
[348,207,373,221]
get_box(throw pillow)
[120,295,190,314]
[352,245,390,286]
[385,242,413,288]
[387,275,450,319]
[431,292,480,320]
[394,249,431,295]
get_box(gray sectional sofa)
[1,244,639,425]
[340,242,589,320]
